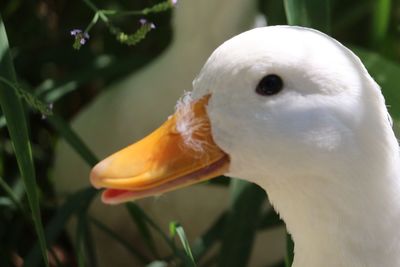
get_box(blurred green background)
[1,0,400,266]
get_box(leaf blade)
[170,221,196,267]
[283,0,331,33]
[217,180,266,267]
[0,14,49,267]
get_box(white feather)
[191,26,400,267]
[175,91,210,153]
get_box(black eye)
[256,74,283,96]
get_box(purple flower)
[171,0,178,5]
[70,29,90,49]
[139,19,156,30]
[70,29,82,36]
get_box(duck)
[90,26,400,267]
[53,1,285,266]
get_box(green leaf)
[283,0,331,33]
[83,215,98,267]
[125,204,194,265]
[371,0,392,47]
[284,233,294,267]
[258,208,284,229]
[24,187,97,267]
[192,212,227,261]
[169,221,196,267]
[0,14,49,267]
[75,212,88,267]
[260,0,287,26]
[75,210,98,267]
[218,180,266,267]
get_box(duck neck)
[291,170,400,267]
[262,120,400,266]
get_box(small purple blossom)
[70,29,90,50]
[171,0,178,5]
[139,19,156,29]
[70,29,82,36]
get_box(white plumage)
[188,26,400,266]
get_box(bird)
[90,26,400,267]
[53,1,285,266]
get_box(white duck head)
[90,26,400,266]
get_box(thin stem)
[81,0,98,13]
[102,9,144,17]
[90,216,150,264]
[81,0,109,33]
[84,12,99,33]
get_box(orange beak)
[90,95,230,204]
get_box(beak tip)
[90,160,108,189]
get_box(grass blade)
[76,212,88,267]
[258,208,283,229]
[217,180,265,267]
[125,203,193,265]
[260,0,286,26]
[192,212,227,261]
[75,209,98,267]
[371,0,392,47]
[83,215,98,267]
[0,14,49,267]
[24,187,97,267]
[283,0,331,33]
[170,221,196,267]
[284,233,294,267]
